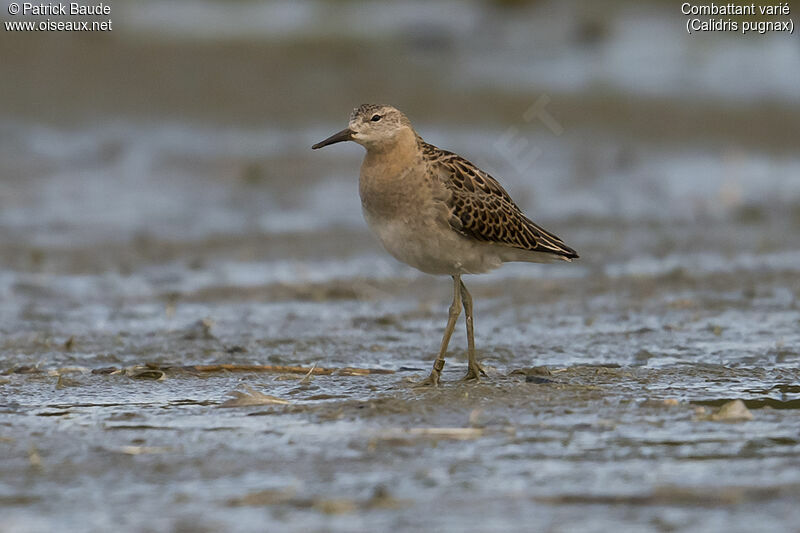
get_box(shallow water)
[2,0,800,531]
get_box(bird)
[312,104,578,386]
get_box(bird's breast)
[359,161,422,217]
[359,178,500,275]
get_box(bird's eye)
[370,114,382,122]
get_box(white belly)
[362,208,503,276]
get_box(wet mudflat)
[2,232,799,532]
[3,367,800,532]
[2,0,800,531]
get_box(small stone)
[14,366,41,374]
[127,368,166,381]
[313,498,357,515]
[710,400,753,422]
[526,375,556,384]
[226,345,247,354]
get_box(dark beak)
[312,128,353,150]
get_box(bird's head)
[312,104,414,151]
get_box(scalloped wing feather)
[423,142,578,261]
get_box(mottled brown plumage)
[420,141,578,261]
[312,104,579,385]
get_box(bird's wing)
[423,142,578,260]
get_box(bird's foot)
[460,361,486,382]
[412,371,441,387]
[412,359,444,388]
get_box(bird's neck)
[359,128,426,218]
[361,128,421,176]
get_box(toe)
[412,373,441,387]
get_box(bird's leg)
[415,275,462,387]
[459,279,485,381]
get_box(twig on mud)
[375,427,484,442]
[337,367,395,376]
[115,446,174,455]
[13,363,396,377]
[186,363,333,374]
[299,363,317,385]
[178,364,395,375]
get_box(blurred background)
[1,1,799,532]
[2,0,799,252]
